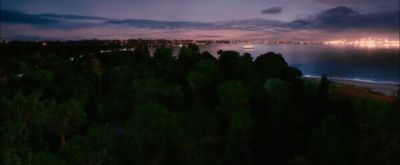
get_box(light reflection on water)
[195,44,399,84]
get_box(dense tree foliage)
[1,41,399,165]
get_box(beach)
[330,78,399,96]
[305,76,399,101]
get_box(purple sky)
[1,0,399,40]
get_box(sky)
[1,0,399,41]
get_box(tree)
[355,99,400,164]
[317,75,330,99]
[87,58,104,89]
[177,43,200,69]
[31,152,69,165]
[0,91,48,151]
[3,41,399,165]
[242,53,253,62]
[187,60,218,92]
[127,104,178,146]
[223,109,253,164]
[216,81,249,139]
[313,74,331,126]
[264,79,290,102]
[62,125,116,165]
[153,47,174,76]
[248,83,270,165]
[133,43,150,63]
[23,68,54,93]
[264,79,304,164]
[254,52,288,80]
[217,50,242,80]
[186,60,219,106]
[46,98,85,146]
[200,51,218,62]
[97,65,136,122]
[125,103,179,164]
[177,105,218,164]
[217,81,249,111]
[174,44,201,85]
[307,115,358,165]
[0,120,32,165]
[0,91,46,127]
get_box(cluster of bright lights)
[324,37,400,48]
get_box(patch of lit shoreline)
[324,38,400,49]
[304,75,399,85]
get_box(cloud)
[214,19,286,30]
[317,6,358,19]
[3,9,283,31]
[4,35,56,41]
[1,9,58,24]
[1,9,109,29]
[104,18,287,30]
[316,0,369,5]
[261,7,283,14]
[1,9,109,24]
[288,6,399,31]
[315,0,399,13]
[1,7,398,40]
[38,13,108,21]
[105,19,212,29]
[4,7,398,32]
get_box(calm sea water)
[193,44,399,84]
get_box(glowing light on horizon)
[324,37,400,49]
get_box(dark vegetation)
[1,41,399,165]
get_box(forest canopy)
[1,41,399,165]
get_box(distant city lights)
[324,37,400,48]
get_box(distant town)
[2,37,398,48]
[0,39,324,46]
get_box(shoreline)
[304,76,399,97]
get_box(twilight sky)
[1,0,399,41]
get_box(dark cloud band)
[1,6,399,40]
[261,7,283,14]
[288,6,399,31]
[1,10,58,24]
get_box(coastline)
[304,76,399,98]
